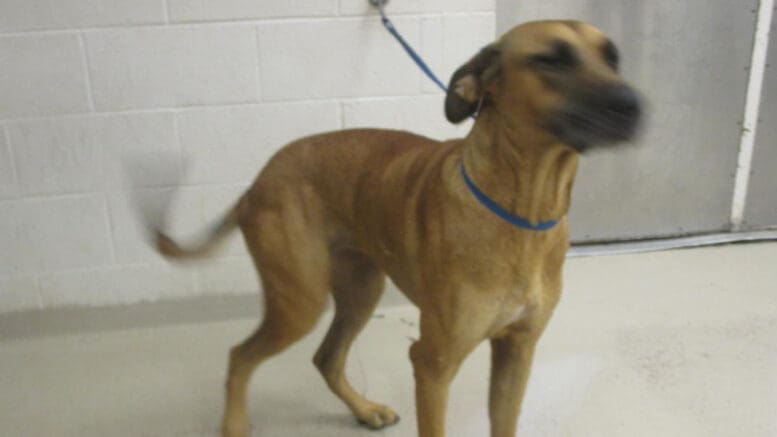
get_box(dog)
[152,20,641,437]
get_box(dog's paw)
[356,404,400,430]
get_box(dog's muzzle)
[552,84,642,152]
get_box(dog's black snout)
[602,85,641,118]
[554,83,643,149]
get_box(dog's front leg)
[410,340,464,437]
[487,327,542,437]
[410,313,484,437]
[488,313,550,437]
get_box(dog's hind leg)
[222,205,331,437]
[313,249,399,429]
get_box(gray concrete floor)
[1,243,776,436]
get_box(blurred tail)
[154,203,240,261]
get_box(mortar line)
[170,109,186,184]
[0,12,495,38]
[101,191,118,264]
[163,0,171,24]
[338,101,346,129]
[0,94,440,124]
[0,182,252,206]
[253,26,263,102]
[2,126,20,198]
[77,32,96,112]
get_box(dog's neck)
[461,108,580,225]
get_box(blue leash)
[375,1,449,93]
[374,1,558,231]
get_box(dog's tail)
[153,202,241,261]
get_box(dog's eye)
[602,40,619,71]
[530,41,578,70]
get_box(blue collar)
[460,163,559,231]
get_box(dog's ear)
[445,44,502,123]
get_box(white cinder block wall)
[0,0,496,313]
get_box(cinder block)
[0,0,164,32]
[85,25,259,110]
[39,264,193,307]
[0,195,113,276]
[418,13,496,94]
[440,14,497,84]
[0,129,19,199]
[338,0,494,15]
[164,185,250,258]
[0,275,40,313]
[419,16,444,94]
[169,0,337,23]
[176,101,340,185]
[108,184,248,265]
[418,14,497,94]
[0,34,90,118]
[257,17,422,100]
[193,257,257,296]
[106,187,174,265]
[342,95,471,140]
[8,112,179,196]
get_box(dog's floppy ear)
[445,44,502,123]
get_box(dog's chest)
[499,302,528,327]
[491,271,546,330]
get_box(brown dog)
[153,20,640,437]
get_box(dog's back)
[243,128,462,241]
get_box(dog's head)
[446,20,641,152]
